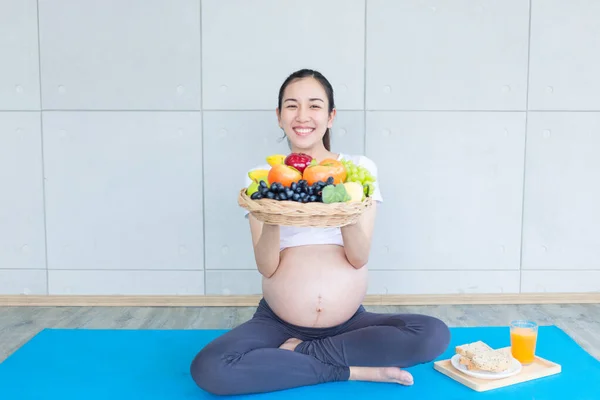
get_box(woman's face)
[277,77,335,151]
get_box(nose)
[296,107,310,122]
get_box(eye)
[286,105,297,109]
[311,105,321,109]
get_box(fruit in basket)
[266,154,286,166]
[340,159,377,198]
[303,158,347,186]
[284,153,313,174]
[249,180,267,200]
[363,182,375,198]
[250,178,336,203]
[246,181,260,196]
[343,182,364,202]
[268,164,302,187]
[340,159,375,184]
[246,168,270,196]
[322,184,351,204]
[248,169,270,185]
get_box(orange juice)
[510,322,538,365]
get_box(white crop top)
[243,153,383,251]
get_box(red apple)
[284,153,313,174]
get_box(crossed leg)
[190,310,450,396]
[290,311,451,384]
[189,315,350,396]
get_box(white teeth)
[295,128,314,134]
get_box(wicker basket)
[238,188,373,227]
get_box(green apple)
[343,182,364,202]
[246,180,259,196]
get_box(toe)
[399,370,414,385]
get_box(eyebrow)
[284,98,325,103]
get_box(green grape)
[342,159,377,198]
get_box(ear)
[276,108,282,128]
[327,108,337,128]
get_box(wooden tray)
[433,347,562,392]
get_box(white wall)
[1,0,599,297]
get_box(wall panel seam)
[35,0,50,294]
[199,0,207,295]
[363,0,368,155]
[518,0,534,293]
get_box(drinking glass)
[510,320,538,365]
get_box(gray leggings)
[190,298,450,396]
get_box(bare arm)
[340,204,377,269]
[248,214,281,278]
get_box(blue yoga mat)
[0,325,598,399]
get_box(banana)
[266,154,286,167]
[248,169,270,184]
[247,169,269,196]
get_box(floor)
[1,303,599,363]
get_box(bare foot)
[349,366,414,386]
[279,338,303,351]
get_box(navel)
[316,294,323,313]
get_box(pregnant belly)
[262,245,369,328]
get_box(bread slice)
[455,341,493,358]
[458,355,477,370]
[471,350,511,372]
[455,341,511,373]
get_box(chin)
[290,139,318,151]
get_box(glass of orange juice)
[510,320,538,365]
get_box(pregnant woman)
[190,69,451,396]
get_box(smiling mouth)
[293,127,315,136]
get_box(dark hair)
[277,69,335,151]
